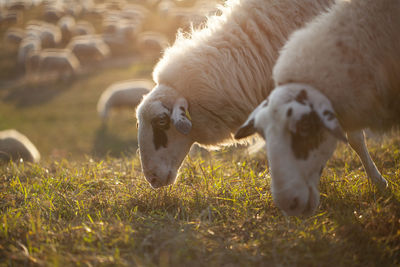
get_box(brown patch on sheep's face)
[290,110,325,160]
[151,113,170,150]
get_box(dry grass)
[0,138,400,266]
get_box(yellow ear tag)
[185,109,192,121]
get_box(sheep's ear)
[235,119,256,139]
[319,109,347,143]
[235,98,269,139]
[171,98,192,135]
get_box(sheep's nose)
[148,177,163,188]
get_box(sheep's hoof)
[373,175,388,190]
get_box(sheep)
[136,31,169,58]
[72,20,95,36]
[25,21,62,48]
[57,15,76,43]
[39,23,62,48]
[0,129,40,164]
[0,10,22,25]
[97,79,153,122]
[136,0,335,188]
[235,0,399,216]
[34,49,80,78]
[67,35,110,65]
[17,36,41,66]
[43,3,65,23]
[4,27,25,45]
[7,0,31,10]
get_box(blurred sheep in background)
[0,9,23,25]
[137,31,168,57]
[67,35,110,65]
[25,20,62,48]
[0,129,40,163]
[4,27,25,45]
[17,35,41,66]
[57,15,75,43]
[29,48,80,78]
[0,0,225,82]
[72,20,95,36]
[97,79,153,122]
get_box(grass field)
[0,59,400,266]
[1,2,400,266]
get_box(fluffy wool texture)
[273,0,400,132]
[152,0,334,146]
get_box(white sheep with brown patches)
[235,0,399,216]
[136,0,335,188]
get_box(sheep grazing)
[4,27,25,45]
[72,20,95,36]
[25,21,62,48]
[17,36,41,66]
[0,129,40,164]
[58,15,76,43]
[0,10,23,25]
[34,49,80,78]
[97,79,153,122]
[136,31,169,57]
[67,35,110,65]
[136,0,335,188]
[235,0,399,216]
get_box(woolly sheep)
[97,79,153,122]
[58,15,76,43]
[136,31,168,57]
[25,21,62,48]
[235,0,399,216]
[39,24,62,48]
[72,20,95,36]
[17,36,41,66]
[0,129,40,163]
[43,3,65,23]
[0,10,22,24]
[136,0,334,188]
[34,49,80,77]
[4,27,25,45]
[67,35,110,65]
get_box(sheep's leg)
[347,130,388,189]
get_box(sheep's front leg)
[347,130,388,189]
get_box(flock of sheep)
[1,0,399,216]
[2,0,219,79]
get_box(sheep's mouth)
[146,171,174,188]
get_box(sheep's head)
[235,84,347,216]
[136,84,194,188]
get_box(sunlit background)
[0,0,223,161]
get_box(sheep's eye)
[136,122,139,129]
[151,114,170,130]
